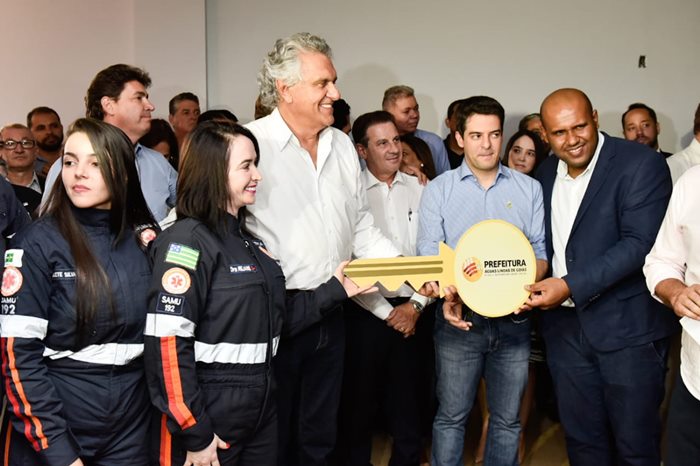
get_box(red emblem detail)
[2,267,23,297]
[161,267,191,295]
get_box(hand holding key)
[344,220,538,318]
[442,285,472,331]
[333,261,378,298]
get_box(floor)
[370,407,570,466]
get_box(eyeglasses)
[1,139,36,150]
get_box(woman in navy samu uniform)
[145,123,369,466]
[0,119,158,466]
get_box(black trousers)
[542,308,669,466]
[2,367,150,466]
[336,299,423,466]
[665,372,700,466]
[275,307,345,466]
[153,366,277,466]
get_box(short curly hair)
[257,33,332,109]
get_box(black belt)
[461,305,518,320]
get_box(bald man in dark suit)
[525,88,678,466]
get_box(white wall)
[1,0,206,128]
[206,0,700,152]
[3,1,698,152]
[134,0,207,114]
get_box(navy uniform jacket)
[144,215,347,453]
[0,208,152,466]
[0,178,30,402]
[0,177,30,260]
[535,133,678,351]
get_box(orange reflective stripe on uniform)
[160,336,196,429]
[4,337,48,449]
[4,424,11,466]
[159,413,171,466]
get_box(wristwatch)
[409,299,424,314]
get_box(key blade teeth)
[345,248,456,294]
[406,278,425,291]
[378,277,406,291]
[342,273,380,288]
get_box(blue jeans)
[431,309,530,466]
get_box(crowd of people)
[0,31,699,466]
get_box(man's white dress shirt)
[644,164,700,400]
[245,109,400,291]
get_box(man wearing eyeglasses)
[0,124,44,193]
[0,124,44,216]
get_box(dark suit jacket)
[536,133,678,352]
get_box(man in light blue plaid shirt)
[417,96,548,466]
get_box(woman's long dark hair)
[43,118,156,342]
[400,134,437,180]
[139,118,179,170]
[177,121,260,236]
[501,129,547,176]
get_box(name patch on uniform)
[1,267,23,297]
[1,296,17,315]
[165,243,200,270]
[52,270,77,280]
[229,264,257,274]
[156,292,185,315]
[4,249,23,268]
[161,267,191,295]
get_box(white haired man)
[245,33,408,466]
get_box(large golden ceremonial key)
[343,242,455,294]
[344,219,537,318]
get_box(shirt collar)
[363,168,406,189]
[269,108,295,151]
[456,159,510,182]
[135,143,145,158]
[268,108,334,152]
[556,131,605,180]
[689,136,700,154]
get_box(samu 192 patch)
[4,249,24,268]
[156,292,185,315]
[229,264,257,274]
[1,267,23,297]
